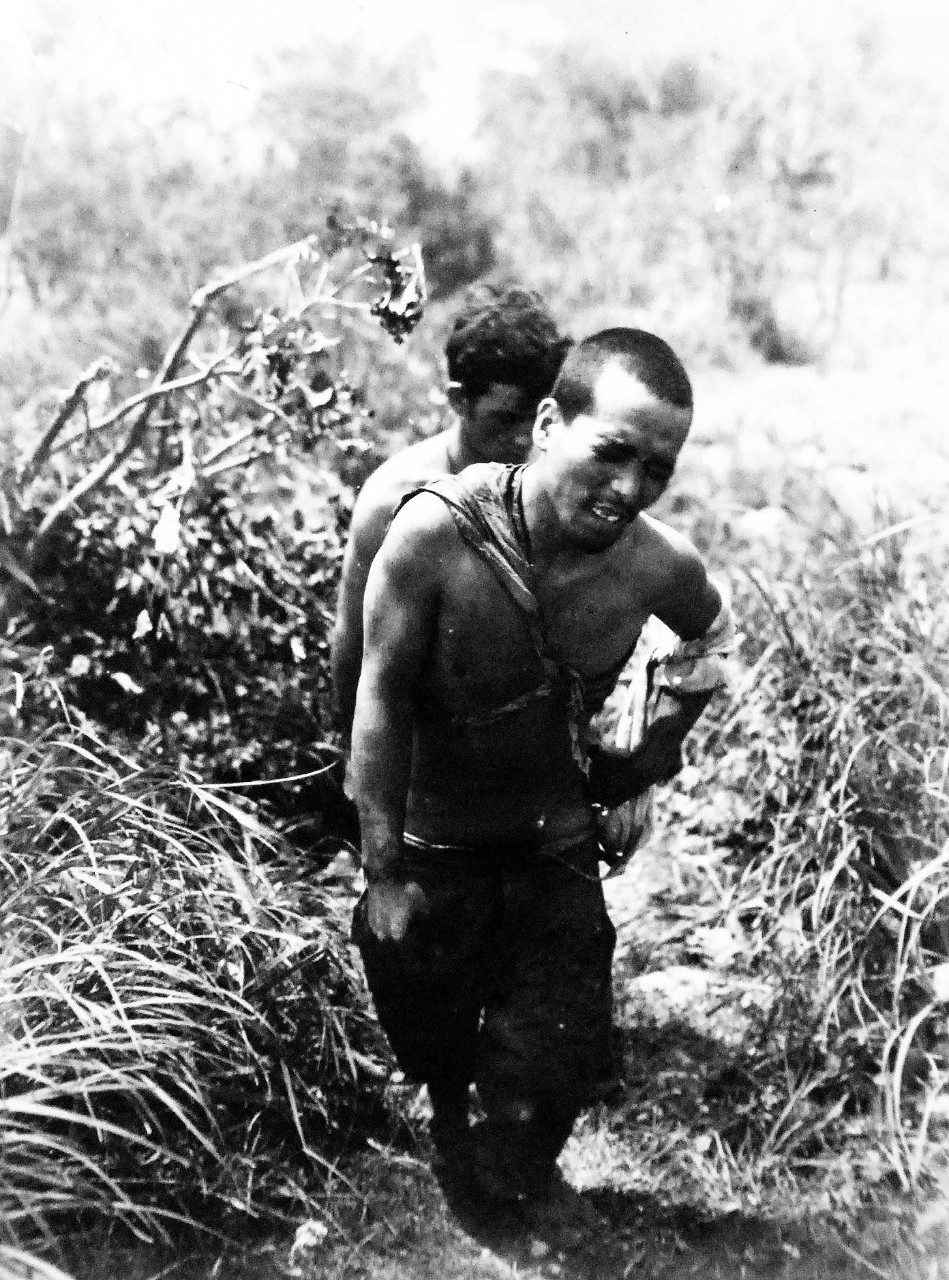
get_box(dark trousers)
[352,831,616,1194]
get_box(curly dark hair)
[444,283,571,403]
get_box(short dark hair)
[445,283,571,403]
[552,327,693,421]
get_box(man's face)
[456,381,539,465]
[539,364,692,552]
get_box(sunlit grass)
[602,478,949,1208]
[0,729,388,1249]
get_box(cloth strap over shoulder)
[398,463,590,769]
[397,463,538,617]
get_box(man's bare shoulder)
[628,513,707,595]
[630,513,722,638]
[377,489,458,559]
[345,432,453,571]
[367,490,459,601]
[355,434,452,522]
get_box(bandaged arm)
[588,576,735,806]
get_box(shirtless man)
[350,328,726,1226]
[331,283,569,735]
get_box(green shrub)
[14,480,349,844]
[3,218,425,842]
[478,49,883,365]
[0,727,388,1246]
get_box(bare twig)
[20,358,114,481]
[155,235,321,391]
[21,232,377,568]
[217,376,297,431]
[198,235,321,305]
[54,359,239,454]
[24,245,320,562]
[234,558,308,619]
[310,298,372,313]
[202,451,261,479]
[29,355,237,568]
[200,423,258,469]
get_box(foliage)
[254,44,498,300]
[10,485,346,842]
[4,39,490,413]
[658,497,949,1190]
[0,726,390,1247]
[2,217,425,838]
[387,136,498,298]
[477,47,886,364]
[7,27,938,413]
[3,16,949,1262]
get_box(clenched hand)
[365,872,427,942]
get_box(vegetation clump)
[609,491,949,1207]
[0,727,390,1246]
[724,517,949,1184]
[3,215,425,839]
[2,18,948,1271]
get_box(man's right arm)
[349,496,445,940]
[331,480,398,740]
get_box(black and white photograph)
[2,1,948,1276]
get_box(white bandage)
[588,579,736,759]
[589,580,736,877]
[653,579,736,698]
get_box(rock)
[615,964,778,1054]
[288,1218,329,1267]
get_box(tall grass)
[580,490,949,1241]
[680,496,949,1191]
[0,728,387,1248]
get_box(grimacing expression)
[459,381,540,465]
[539,364,692,551]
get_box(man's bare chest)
[427,545,652,709]
[534,556,653,669]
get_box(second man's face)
[458,381,539,465]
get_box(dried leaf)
[133,610,153,640]
[153,503,183,556]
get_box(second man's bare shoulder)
[350,432,454,559]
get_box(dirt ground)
[74,1148,948,1280]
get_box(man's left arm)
[640,553,723,776]
[589,547,730,805]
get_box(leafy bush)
[13,481,349,844]
[0,727,390,1246]
[5,37,489,411]
[390,136,498,297]
[478,49,883,365]
[3,217,425,841]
